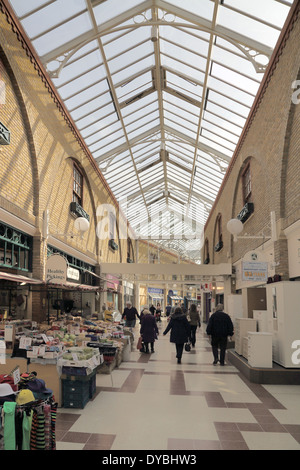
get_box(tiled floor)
[55,319,300,450]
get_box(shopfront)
[45,250,100,323]
[167,289,183,308]
[148,287,164,310]
[105,274,121,312]
[0,221,39,320]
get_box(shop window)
[73,163,83,206]
[242,163,252,203]
[0,223,32,272]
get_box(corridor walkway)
[55,319,300,451]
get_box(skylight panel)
[210,62,260,97]
[92,0,146,26]
[111,55,155,86]
[9,0,53,18]
[21,0,86,39]
[224,0,291,29]
[52,50,102,88]
[92,136,127,159]
[31,12,93,56]
[57,65,107,100]
[217,4,282,48]
[165,0,215,21]
[103,26,151,60]
[204,99,246,128]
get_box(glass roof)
[8,0,294,262]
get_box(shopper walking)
[206,303,234,365]
[140,309,159,353]
[188,303,201,347]
[149,304,156,315]
[122,302,140,329]
[163,307,191,363]
[165,303,171,317]
[155,303,162,322]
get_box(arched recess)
[0,46,39,221]
[127,237,135,263]
[279,65,300,220]
[68,157,100,259]
[230,155,254,258]
[212,213,223,263]
[203,238,210,264]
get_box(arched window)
[127,238,134,263]
[203,238,210,264]
[214,213,223,252]
[242,163,252,203]
[73,162,83,206]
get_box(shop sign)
[148,287,164,295]
[67,266,80,281]
[242,261,268,282]
[46,254,67,284]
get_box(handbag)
[136,336,143,350]
[184,342,191,352]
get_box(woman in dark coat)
[163,307,191,363]
[140,309,159,353]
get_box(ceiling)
[7,0,294,262]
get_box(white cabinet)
[242,336,249,359]
[248,332,273,368]
[253,310,268,332]
[266,281,300,368]
[234,318,257,355]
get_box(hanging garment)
[44,404,51,450]
[3,402,16,450]
[22,409,33,451]
[50,402,57,450]
[36,410,45,450]
[15,408,23,450]
[30,408,45,450]
[30,409,38,450]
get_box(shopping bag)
[184,342,191,352]
[136,336,143,350]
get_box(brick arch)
[0,46,39,219]
[279,65,300,220]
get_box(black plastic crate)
[62,378,90,409]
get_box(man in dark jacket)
[163,307,191,364]
[206,304,234,365]
[122,302,140,329]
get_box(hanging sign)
[242,261,268,282]
[45,254,67,284]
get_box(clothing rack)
[0,396,58,451]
